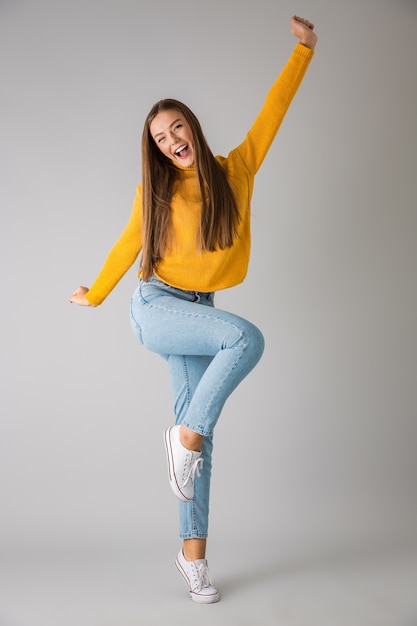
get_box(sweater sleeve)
[233,43,314,175]
[85,185,143,306]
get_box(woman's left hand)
[291,15,318,50]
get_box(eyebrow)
[153,118,182,139]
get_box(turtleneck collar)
[172,161,196,173]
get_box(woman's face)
[150,109,195,167]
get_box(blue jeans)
[130,276,264,538]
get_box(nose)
[170,132,180,145]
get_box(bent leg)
[131,281,265,539]
[132,292,265,436]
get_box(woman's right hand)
[69,286,94,306]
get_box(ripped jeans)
[130,276,264,539]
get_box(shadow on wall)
[216,531,417,597]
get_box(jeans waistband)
[143,275,214,304]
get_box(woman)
[69,16,318,604]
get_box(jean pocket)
[138,278,169,304]
[129,298,144,345]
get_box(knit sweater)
[86,43,314,305]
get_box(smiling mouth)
[174,144,189,158]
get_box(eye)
[174,124,182,132]
[157,136,166,143]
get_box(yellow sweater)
[86,43,314,305]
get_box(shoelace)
[191,561,212,591]
[181,455,204,488]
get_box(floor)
[1,530,416,626]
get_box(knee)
[245,321,265,363]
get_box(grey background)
[1,0,416,625]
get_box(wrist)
[300,33,318,50]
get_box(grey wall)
[1,0,416,551]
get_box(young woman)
[69,16,318,604]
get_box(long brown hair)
[140,99,240,279]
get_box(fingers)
[292,15,315,31]
[68,286,91,305]
[68,295,93,306]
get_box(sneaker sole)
[175,556,220,604]
[164,427,192,502]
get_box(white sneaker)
[164,425,203,502]
[176,549,220,604]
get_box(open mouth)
[174,144,189,159]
